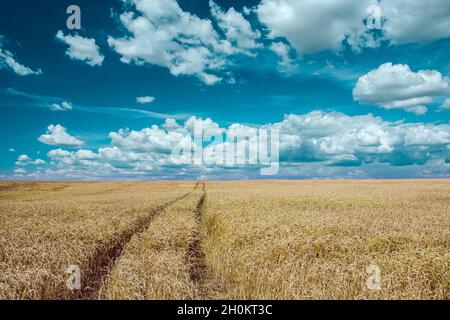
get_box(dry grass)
[102,191,201,299]
[203,180,450,300]
[0,181,192,299]
[0,180,448,300]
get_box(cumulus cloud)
[162,118,182,131]
[38,124,84,148]
[353,63,450,114]
[15,154,45,166]
[0,36,42,75]
[14,168,27,175]
[136,96,156,104]
[16,154,30,163]
[257,0,377,54]
[17,112,450,180]
[50,101,73,111]
[56,31,104,66]
[270,42,298,75]
[256,0,450,55]
[380,0,450,44]
[209,0,261,53]
[276,111,450,166]
[108,0,261,85]
[440,98,450,110]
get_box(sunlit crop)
[0,180,448,300]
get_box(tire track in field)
[186,182,209,297]
[70,185,197,300]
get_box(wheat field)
[0,180,448,300]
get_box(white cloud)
[108,125,186,153]
[14,168,27,174]
[75,149,99,160]
[184,116,221,135]
[9,148,15,152]
[270,42,298,75]
[38,124,84,148]
[256,0,450,55]
[162,118,182,131]
[353,63,450,114]
[15,154,45,166]
[0,36,42,76]
[17,112,450,180]
[56,31,104,66]
[257,0,376,54]
[276,111,450,166]
[380,0,450,44]
[108,0,261,85]
[209,0,261,53]
[440,98,450,110]
[50,101,73,111]
[48,148,72,159]
[136,96,156,104]
[17,154,30,162]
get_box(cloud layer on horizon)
[13,112,450,180]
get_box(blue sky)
[0,0,449,180]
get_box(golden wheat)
[0,180,448,300]
[0,181,192,299]
[202,180,450,299]
[102,191,201,299]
